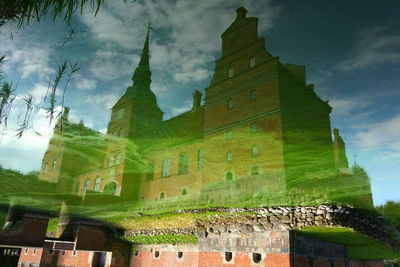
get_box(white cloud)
[338,27,400,71]
[169,100,193,118]
[75,77,96,91]
[329,96,371,116]
[353,114,400,151]
[4,46,53,80]
[80,0,280,84]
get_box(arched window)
[178,153,189,174]
[84,179,90,190]
[181,188,187,196]
[253,253,262,263]
[94,177,101,192]
[161,159,171,177]
[103,182,117,195]
[225,252,233,262]
[52,160,57,170]
[251,166,259,176]
[249,57,256,68]
[227,129,233,140]
[108,156,114,167]
[115,154,121,165]
[197,149,204,169]
[228,67,234,78]
[226,152,233,162]
[227,98,234,110]
[160,192,165,199]
[251,145,259,157]
[250,90,257,101]
[251,122,258,133]
[226,172,233,181]
[146,162,154,181]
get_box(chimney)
[235,7,247,20]
[192,90,202,112]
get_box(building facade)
[38,7,371,208]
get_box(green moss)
[46,217,59,233]
[299,226,400,260]
[124,234,198,245]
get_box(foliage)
[376,201,400,230]
[0,0,133,27]
[299,226,400,260]
[125,234,198,245]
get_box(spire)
[132,23,152,87]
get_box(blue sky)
[0,0,399,206]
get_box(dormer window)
[228,67,234,78]
[249,57,256,68]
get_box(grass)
[299,226,400,260]
[125,235,198,245]
[104,210,256,230]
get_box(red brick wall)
[130,250,292,267]
[18,247,42,266]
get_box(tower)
[107,25,163,141]
[105,25,163,199]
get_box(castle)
[38,7,370,208]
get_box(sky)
[0,0,399,206]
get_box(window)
[178,252,183,259]
[104,182,117,195]
[118,128,124,137]
[197,149,204,169]
[115,153,121,165]
[251,166,259,176]
[253,253,262,263]
[108,156,114,167]
[250,90,257,101]
[154,251,160,258]
[84,179,90,190]
[228,67,234,78]
[160,192,165,199]
[226,172,233,181]
[249,57,256,68]
[146,162,154,181]
[226,152,233,163]
[33,248,37,255]
[181,188,187,196]
[251,122,258,133]
[116,108,125,120]
[251,145,259,157]
[72,250,77,256]
[94,177,101,192]
[225,252,233,262]
[52,160,57,170]
[24,248,28,254]
[227,98,234,110]
[227,129,233,140]
[178,153,189,174]
[161,159,170,177]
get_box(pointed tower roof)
[132,24,151,85]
